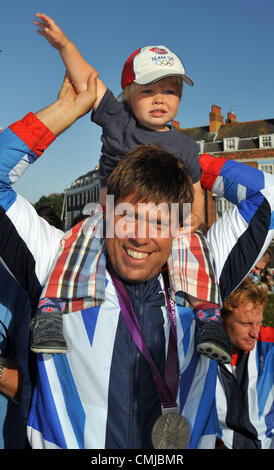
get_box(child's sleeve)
[186,141,201,184]
[176,131,201,184]
[91,89,132,187]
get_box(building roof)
[181,126,212,142]
[181,119,274,141]
[216,119,274,139]
[69,167,99,190]
[179,115,274,154]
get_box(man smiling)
[104,144,193,283]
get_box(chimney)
[209,105,223,133]
[225,112,238,124]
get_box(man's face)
[222,302,263,353]
[105,193,178,283]
[129,78,180,132]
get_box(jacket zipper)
[130,283,144,448]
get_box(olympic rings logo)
[154,58,175,66]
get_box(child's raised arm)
[34,13,106,109]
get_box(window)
[262,136,271,147]
[259,134,274,149]
[66,211,72,228]
[226,139,235,150]
[95,186,99,201]
[258,163,274,174]
[223,137,239,152]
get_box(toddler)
[32,13,232,363]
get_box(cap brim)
[135,72,194,87]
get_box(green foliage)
[34,192,64,219]
[263,293,274,327]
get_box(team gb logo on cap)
[149,47,175,67]
[149,47,169,55]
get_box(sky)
[1,0,274,203]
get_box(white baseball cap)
[121,45,193,89]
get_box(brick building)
[175,105,274,227]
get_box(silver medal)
[152,407,190,449]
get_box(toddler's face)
[129,78,180,132]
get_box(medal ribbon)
[108,264,179,409]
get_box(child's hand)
[34,13,69,50]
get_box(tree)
[34,192,64,219]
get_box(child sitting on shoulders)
[32,13,232,364]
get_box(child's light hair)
[122,77,183,105]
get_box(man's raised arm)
[0,73,97,297]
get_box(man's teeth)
[126,248,149,259]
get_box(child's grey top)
[92,89,201,187]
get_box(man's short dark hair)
[107,144,194,224]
